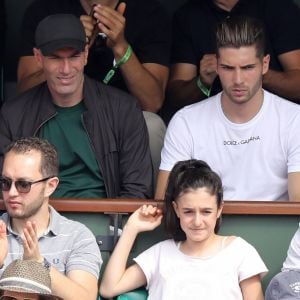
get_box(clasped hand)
[80,3,128,54]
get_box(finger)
[0,220,6,234]
[22,236,30,253]
[31,221,38,236]
[25,221,36,237]
[149,205,158,216]
[141,204,148,215]
[24,223,38,245]
[82,22,96,36]
[23,228,34,247]
[150,214,163,229]
[94,5,125,29]
[117,2,126,16]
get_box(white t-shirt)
[134,237,267,300]
[282,224,300,271]
[160,90,300,200]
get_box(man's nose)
[233,69,243,84]
[61,58,71,73]
[7,182,19,196]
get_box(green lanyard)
[103,44,133,84]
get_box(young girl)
[100,159,268,299]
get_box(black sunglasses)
[0,176,54,193]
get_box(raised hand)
[93,3,127,55]
[0,220,8,267]
[127,205,163,234]
[22,221,42,262]
[199,54,218,87]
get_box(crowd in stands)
[0,0,300,298]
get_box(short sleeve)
[286,112,300,174]
[133,243,160,288]
[66,224,102,279]
[160,110,194,171]
[282,225,300,271]
[237,238,268,282]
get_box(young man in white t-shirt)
[156,16,300,201]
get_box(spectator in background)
[0,14,152,199]
[0,137,102,300]
[155,16,300,201]
[163,0,300,122]
[16,0,172,184]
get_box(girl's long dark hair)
[164,159,223,241]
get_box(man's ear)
[44,177,59,198]
[33,48,43,67]
[262,54,270,75]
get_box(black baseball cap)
[35,14,86,56]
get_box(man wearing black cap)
[0,14,152,199]
[16,0,171,186]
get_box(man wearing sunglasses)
[0,13,152,199]
[0,137,102,300]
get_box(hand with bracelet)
[0,220,8,269]
[198,54,218,97]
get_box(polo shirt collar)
[1,206,59,237]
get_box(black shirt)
[171,0,300,95]
[19,0,171,92]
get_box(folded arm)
[263,50,300,101]
[167,54,217,109]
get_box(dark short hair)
[216,16,266,58]
[4,137,59,177]
[164,159,223,241]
